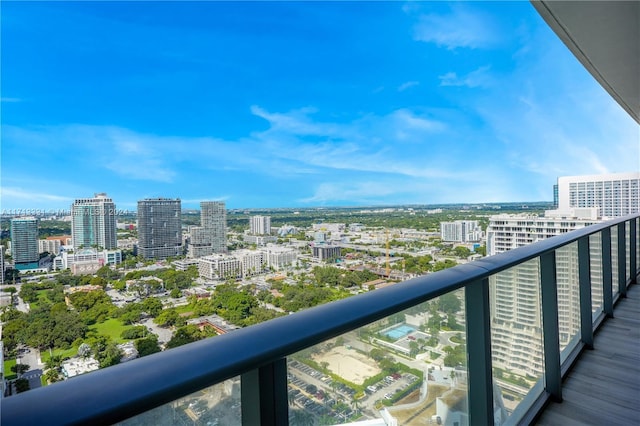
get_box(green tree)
[96,265,122,281]
[11,363,30,375]
[437,293,461,315]
[44,368,62,384]
[90,337,122,368]
[166,325,207,349]
[121,326,147,340]
[4,268,20,284]
[135,335,161,357]
[142,297,163,317]
[15,378,30,393]
[19,284,38,303]
[154,309,181,327]
[45,354,64,371]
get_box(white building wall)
[250,216,271,235]
[261,246,298,270]
[557,171,639,218]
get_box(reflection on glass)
[489,258,543,424]
[637,218,640,267]
[117,378,241,426]
[555,243,581,361]
[589,233,604,319]
[625,224,631,286]
[611,226,619,295]
[288,291,468,426]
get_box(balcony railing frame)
[2,214,638,426]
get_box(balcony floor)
[535,283,640,425]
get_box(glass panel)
[611,226,619,295]
[625,222,631,285]
[634,218,640,273]
[489,258,543,424]
[117,378,241,426]
[288,290,468,426]
[589,233,604,320]
[636,218,640,270]
[555,243,581,363]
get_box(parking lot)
[287,360,357,423]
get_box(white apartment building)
[250,215,271,235]
[198,254,242,280]
[261,245,298,270]
[486,208,603,377]
[243,234,277,246]
[39,239,61,254]
[54,248,122,274]
[233,249,265,277]
[486,210,600,256]
[557,171,639,218]
[440,220,483,242]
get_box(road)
[141,317,174,346]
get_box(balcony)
[2,214,638,425]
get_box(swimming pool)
[384,324,415,340]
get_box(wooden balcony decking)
[535,283,640,425]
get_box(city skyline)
[2,2,638,211]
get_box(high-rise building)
[71,193,117,250]
[250,215,271,235]
[556,171,639,218]
[201,201,227,254]
[10,217,39,270]
[440,220,483,242]
[137,198,182,260]
[486,208,603,377]
[0,245,5,284]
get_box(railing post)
[465,278,494,426]
[540,251,562,402]
[631,218,637,284]
[617,222,627,297]
[601,228,614,317]
[241,358,288,426]
[578,236,594,349]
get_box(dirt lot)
[313,346,381,385]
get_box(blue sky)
[1,1,638,211]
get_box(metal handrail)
[1,214,638,425]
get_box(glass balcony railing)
[2,215,638,426]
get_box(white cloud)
[398,81,419,91]
[1,187,73,205]
[413,6,499,50]
[439,65,493,88]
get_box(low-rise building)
[54,248,122,274]
[62,357,100,378]
[198,254,242,280]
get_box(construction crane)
[385,229,390,278]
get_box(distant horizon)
[2,2,637,211]
[2,200,555,218]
